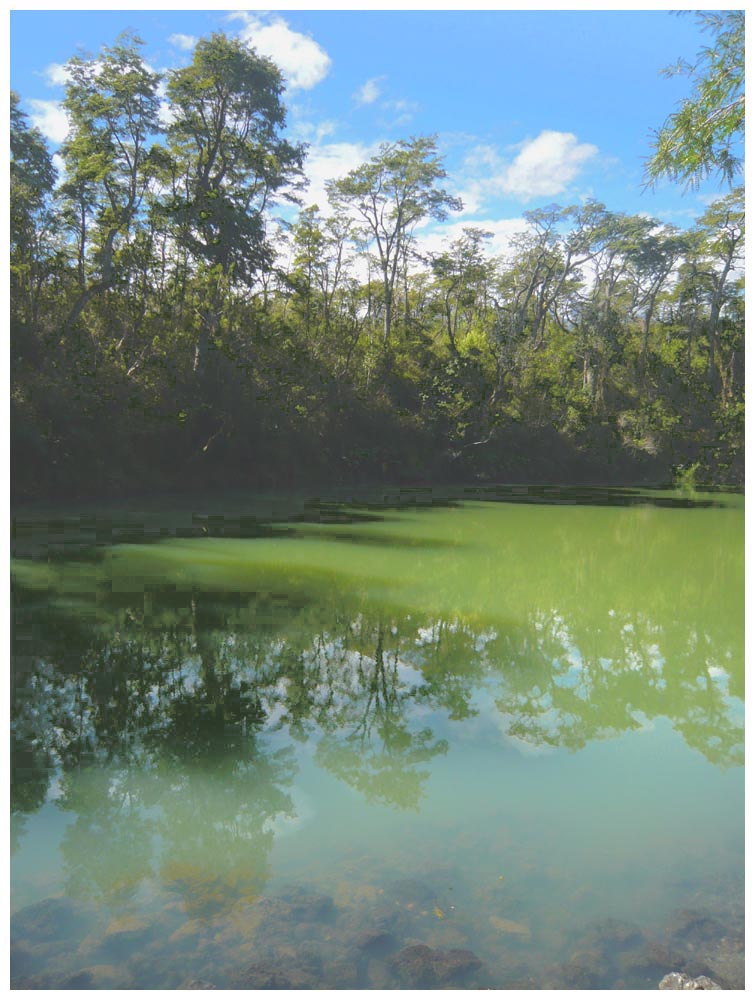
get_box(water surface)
[10,487,745,989]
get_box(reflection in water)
[12,588,743,850]
[10,493,744,988]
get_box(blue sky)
[9,9,736,259]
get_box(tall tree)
[59,32,162,333]
[328,136,462,346]
[10,91,57,329]
[165,33,304,373]
[430,227,494,359]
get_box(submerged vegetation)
[10,16,745,501]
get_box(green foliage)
[8,23,746,501]
[646,11,744,189]
[166,33,304,283]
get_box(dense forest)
[10,17,744,502]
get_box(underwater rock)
[354,928,397,956]
[588,917,645,952]
[259,887,336,925]
[11,896,95,945]
[365,957,393,990]
[233,948,324,990]
[666,910,727,950]
[658,972,722,989]
[233,961,294,990]
[102,914,153,952]
[550,948,607,990]
[181,979,218,989]
[391,943,483,987]
[488,915,531,940]
[78,964,126,989]
[615,941,689,988]
[698,934,745,991]
[9,943,34,977]
[385,878,438,908]
[321,957,362,989]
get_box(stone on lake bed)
[354,928,398,956]
[11,896,95,944]
[103,914,152,943]
[391,943,483,987]
[258,887,336,924]
[659,971,722,989]
[489,914,531,939]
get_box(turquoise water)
[10,488,744,988]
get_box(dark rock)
[354,928,397,957]
[616,942,685,988]
[433,948,484,985]
[365,957,392,990]
[588,917,645,952]
[659,971,722,989]
[666,910,727,949]
[321,958,362,989]
[59,970,96,989]
[11,896,95,945]
[260,887,336,925]
[696,935,745,990]
[10,963,126,991]
[553,948,607,990]
[234,949,323,990]
[10,943,35,977]
[234,961,295,990]
[391,943,482,987]
[10,973,56,989]
[384,878,438,907]
[358,899,412,937]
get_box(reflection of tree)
[487,609,743,767]
[10,568,744,873]
[310,623,448,809]
[11,593,300,909]
[57,766,155,904]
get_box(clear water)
[10,487,745,989]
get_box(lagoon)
[10,487,744,989]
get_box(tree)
[10,91,57,329]
[692,187,745,399]
[430,227,494,359]
[59,32,163,332]
[646,11,744,190]
[329,136,462,346]
[165,33,305,373]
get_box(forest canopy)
[10,26,744,501]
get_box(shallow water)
[10,487,745,989]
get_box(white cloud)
[289,117,338,144]
[43,62,71,88]
[380,97,420,126]
[300,140,378,213]
[51,153,66,186]
[168,33,197,52]
[27,99,69,145]
[230,13,331,91]
[415,217,529,266]
[500,130,598,201]
[354,76,383,106]
[450,131,599,211]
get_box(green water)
[10,487,745,989]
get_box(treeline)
[10,32,744,501]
